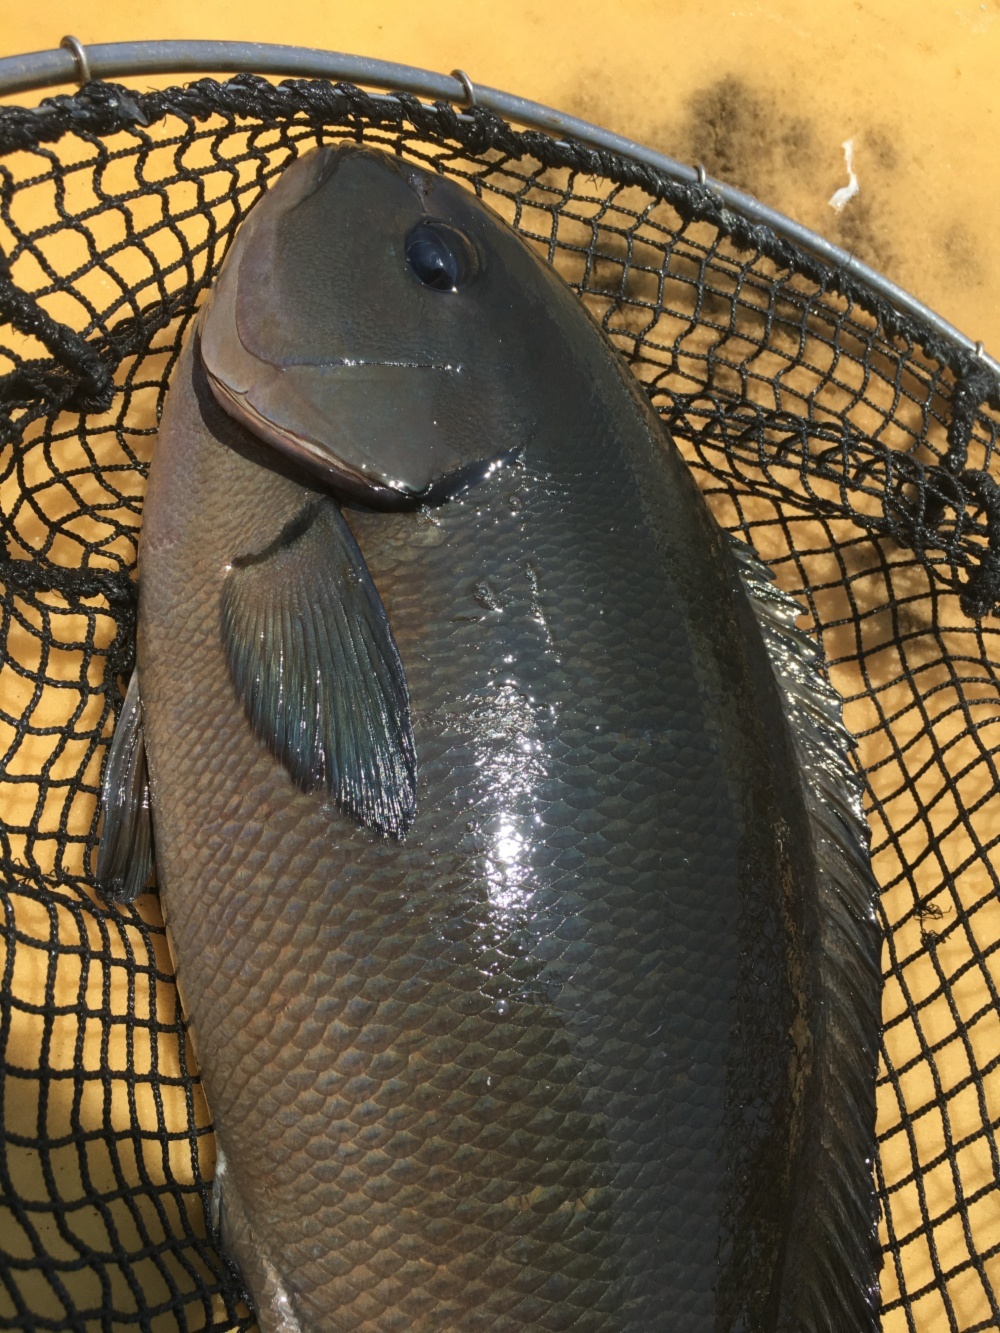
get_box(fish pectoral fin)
[96,667,155,903]
[221,495,416,837]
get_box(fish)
[97,143,882,1331]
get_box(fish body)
[108,147,881,1330]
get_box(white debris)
[829,138,859,212]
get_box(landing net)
[0,77,998,1331]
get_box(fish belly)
[139,336,808,1331]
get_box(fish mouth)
[205,363,514,511]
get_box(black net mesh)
[0,75,998,1332]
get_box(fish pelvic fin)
[732,537,882,1332]
[212,1148,303,1333]
[221,495,416,838]
[96,667,155,904]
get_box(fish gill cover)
[0,75,997,1331]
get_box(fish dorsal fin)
[221,496,416,838]
[731,538,882,1331]
[96,667,155,903]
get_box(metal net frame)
[0,73,998,1332]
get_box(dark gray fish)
[99,145,882,1332]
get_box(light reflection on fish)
[98,145,882,1331]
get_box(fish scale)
[144,340,741,1330]
[112,145,882,1331]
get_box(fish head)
[200,144,572,508]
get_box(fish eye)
[405,219,478,292]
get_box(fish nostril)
[405,219,478,292]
